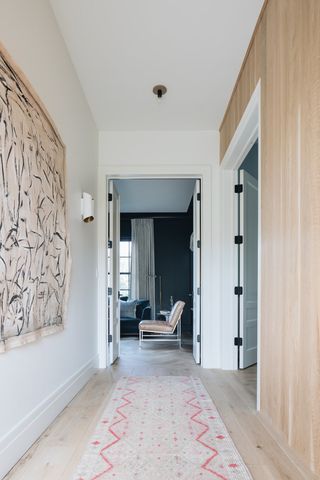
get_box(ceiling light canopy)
[153,84,167,99]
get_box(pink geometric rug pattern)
[73,376,252,480]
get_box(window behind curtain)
[119,241,132,298]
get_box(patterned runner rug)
[73,376,252,479]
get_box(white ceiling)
[114,179,195,213]
[50,0,264,131]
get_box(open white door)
[238,170,258,369]
[193,179,201,364]
[107,180,120,364]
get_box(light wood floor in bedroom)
[4,338,317,480]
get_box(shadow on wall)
[240,140,258,179]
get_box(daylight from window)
[119,241,131,298]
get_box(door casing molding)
[97,164,218,370]
[220,80,261,410]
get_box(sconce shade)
[81,192,94,223]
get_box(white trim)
[97,164,217,369]
[220,81,261,411]
[257,88,262,411]
[233,170,239,368]
[0,355,97,479]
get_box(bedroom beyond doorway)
[106,178,202,365]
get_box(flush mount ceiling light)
[153,84,167,99]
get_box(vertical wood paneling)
[220,0,320,474]
[299,1,320,468]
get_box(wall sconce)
[81,192,94,223]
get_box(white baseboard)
[0,355,98,479]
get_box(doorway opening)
[220,80,261,409]
[236,141,258,371]
[106,178,202,367]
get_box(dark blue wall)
[240,140,258,179]
[120,209,193,337]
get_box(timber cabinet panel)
[220,0,320,474]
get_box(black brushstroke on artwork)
[0,50,69,344]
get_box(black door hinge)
[234,184,243,194]
[197,192,201,201]
[197,240,201,248]
[108,287,112,295]
[108,334,113,343]
[234,286,243,295]
[197,287,201,295]
[108,240,112,248]
[234,337,243,346]
[108,193,113,201]
[234,235,243,244]
[197,334,201,343]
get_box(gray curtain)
[131,219,156,317]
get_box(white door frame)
[220,81,261,410]
[193,179,201,364]
[97,164,216,370]
[107,180,121,364]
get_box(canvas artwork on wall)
[0,45,70,352]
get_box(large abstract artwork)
[0,45,70,352]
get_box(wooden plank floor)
[4,339,316,480]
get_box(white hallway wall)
[0,1,98,477]
[98,131,234,370]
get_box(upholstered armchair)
[138,300,185,347]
